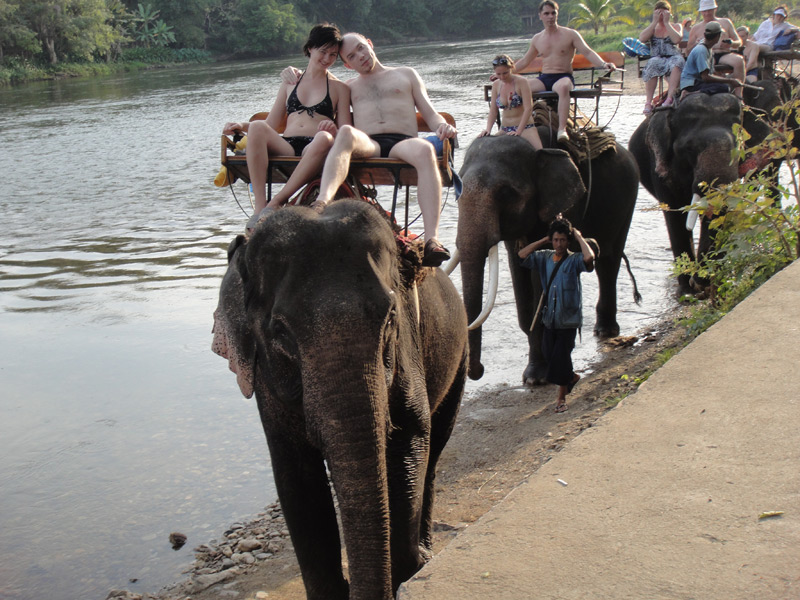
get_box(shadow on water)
[0,40,674,599]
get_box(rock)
[255,553,270,560]
[238,538,262,552]
[240,552,255,564]
[169,532,187,550]
[231,552,242,563]
[189,568,239,593]
[221,545,233,558]
[222,558,235,569]
[255,592,270,599]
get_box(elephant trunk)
[302,346,394,599]
[456,189,502,381]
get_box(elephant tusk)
[467,244,500,331]
[412,281,420,325]
[686,193,704,231]
[442,248,461,275]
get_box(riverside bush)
[674,90,800,328]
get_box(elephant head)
[454,135,585,381]
[212,200,468,599]
[631,92,742,289]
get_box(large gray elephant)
[212,200,468,600]
[628,92,743,291]
[453,134,640,384]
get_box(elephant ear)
[533,148,586,222]
[211,237,256,399]
[644,111,673,179]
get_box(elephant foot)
[522,362,548,387]
[594,321,620,339]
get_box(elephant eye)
[267,318,297,359]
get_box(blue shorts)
[501,123,537,133]
[537,72,575,91]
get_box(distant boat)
[622,37,651,57]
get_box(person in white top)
[743,6,800,79]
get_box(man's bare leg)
[389,138,450,266]
[552,77,574,141]
[314,125,378,209]
[719,53,745,97]
[268,131,335,209]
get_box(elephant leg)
[505,241,547,385]
[663,206,695,294]
[261,421,348,600]
[418,358,467,555]
[594,252,622,338]
[386,421,431,590]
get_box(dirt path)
[125,307,687,600]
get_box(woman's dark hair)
[303,23,343,57]
[547,216,573,240]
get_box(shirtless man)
[514,0,616,142]
[294,32,456,266]
[687,0,745,97]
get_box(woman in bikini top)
[220,23,351,232]
[479,54,543,150]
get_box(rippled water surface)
[0,38,675,599]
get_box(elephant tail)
[622,252,643,305]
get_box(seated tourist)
[680,20,743,97]
[639,0,685,113]
[687,0,745,97]
[480,55,543,149]
[222,23,351,234]
[282,33,457,266]
[743,6,800,80]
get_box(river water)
[0,38,675,599]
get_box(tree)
[570,0,629,34]
[0,0,39,60]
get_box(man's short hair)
[539,0,558,13]
[548,216,573,240]
[303,23,343,57]
[655,1,672,11]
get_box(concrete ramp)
[400,261,800,599]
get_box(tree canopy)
[0,0,781,67]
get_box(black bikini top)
[286,72,335,120]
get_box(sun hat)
[774,7,788,17]
[698,0,717,11]
[705,21,722,34]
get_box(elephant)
[211,199,469,600]
[451,134,640,385]
[628,92,743,291]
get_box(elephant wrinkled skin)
[455,134,640,385]
[212,200,468,600]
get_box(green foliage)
[570,0,630,34]
[673,92,800,318]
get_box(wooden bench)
[483,51,626,125]
[221,112,457,223]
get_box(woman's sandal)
[554,402,568,413]
[643,103,653,115]
[245,206,277,236]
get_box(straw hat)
[698,0,717,11]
